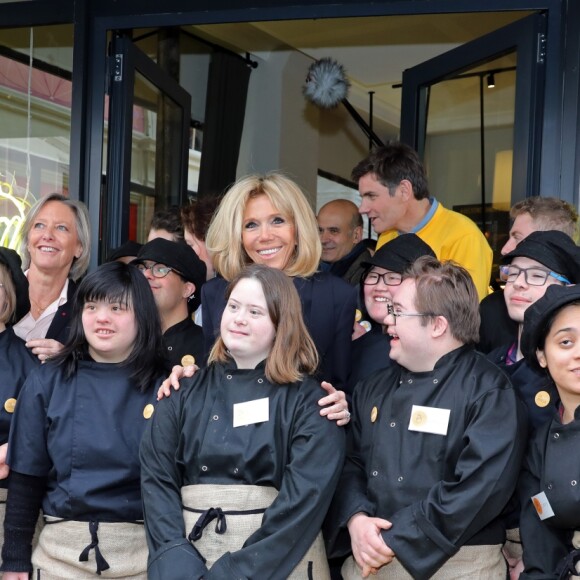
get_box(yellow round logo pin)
[355,309,362,322]
[412,410,427,426]
[371,406,378,423]
[143,404,155,419]
[535,391,550,408]
[4,398,16,413]
[181,354,196,367]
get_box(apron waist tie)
[78,520,111,576]
[184,505,266,542]
[557,547,580,580]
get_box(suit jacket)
[323,242,373,286]
[201,272,356,391]
[46,279,77,345]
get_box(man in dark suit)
[318,199,374,286]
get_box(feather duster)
[303,58,350,109]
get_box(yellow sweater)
[377,203,492,301]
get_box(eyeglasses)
[135,262,177,279]
[386,303,437,325]
[499,265,571,286]
[363,271,403,286]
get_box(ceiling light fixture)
[487,73,495,88]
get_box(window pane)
[0,25,73,249]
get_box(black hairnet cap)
[107,241,143,262]
[134,238,206,291]
[521,284,580,370]
[0,247,30,323]
[360,233,436,274]
[502,230,580,283]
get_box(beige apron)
[181,483,330,579]
[32,518,147,579]
[503,527,522,560]
[342,544,506,579]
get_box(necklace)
[30,296,54,316]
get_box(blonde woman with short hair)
[201,173,356,414]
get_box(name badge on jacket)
[408,405,450,436]
[233,397,269,427]
[531,491,555,520]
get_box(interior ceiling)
[193,11,532,129]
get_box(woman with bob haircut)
[141,264,345,579]
[1,261,166,579]
[205,173,320,281]
[199,172,356,422]
[518,284,580,578]
[14,192,91,362]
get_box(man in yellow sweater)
[353,142,492,301]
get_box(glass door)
[103,33,191,260]
[400,13,546,277]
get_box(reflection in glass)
[423,53,516,279]
[0,25,73,249]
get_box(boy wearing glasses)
[478,196,578,353]
[489,230,580,431]
[133,238,207,369]
[327,257,525,579]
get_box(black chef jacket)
[478,288,518,354]
[141,360,346,580]
[349,323,391,390]
[488,344,558,433]
[162,316,205,368]
[519,407,580,579]
[8,360,161,521]
[0,328,38,488]
[328,344,526,579]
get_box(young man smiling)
[478,196,578,353]
[488,230,580,431]
[327,257,524,579]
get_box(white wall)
[237,47,398,209]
